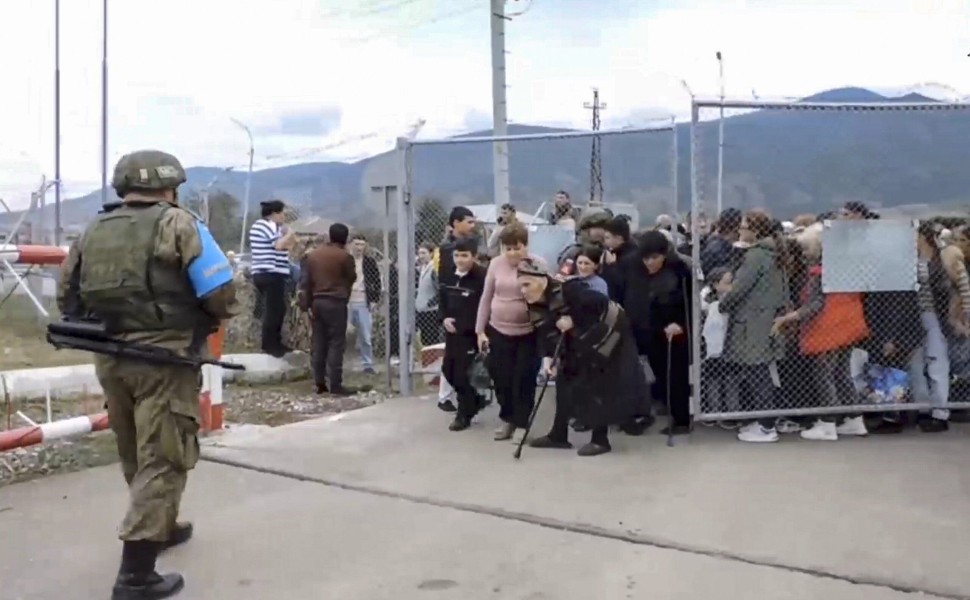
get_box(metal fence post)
[689,101,703,419]
[382,185,394,392]
[395,137,414,395]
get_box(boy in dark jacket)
[440,237,488,431]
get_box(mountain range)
[4,85,970,235]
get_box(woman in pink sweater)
[476,222,546,442]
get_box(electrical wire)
[346,1,481,45]
[319,0,422,20]
[263,132,382,162]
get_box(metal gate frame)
[393,121,677,395]
[687,97,970,421]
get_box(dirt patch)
[223,369,410,426]
[0,370,418,486]
[0,431,119,486]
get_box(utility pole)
[716,50,725,216]
[100,0,108,206]
[489,0,511,208]
[584,88,606,205]
[231,118,255,255]
[54,0,62,245]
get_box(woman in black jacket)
[516,259,645,456]
[619,231,693,434]
[601,215,638,302]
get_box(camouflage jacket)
[58,194,240,357]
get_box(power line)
[321,0,423,20]
[347,2,480,45]
[584,88,606,204]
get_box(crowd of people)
[420,196,970,450]
[256,191,970,453]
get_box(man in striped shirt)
[248,199,296,357]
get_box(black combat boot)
[112,540,185,600]
[160,522,193,552]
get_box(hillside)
[4,86,970,231]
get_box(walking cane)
[514,335,564,460]
[665,335,676,448]
[667,273,693,448]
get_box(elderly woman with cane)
[515,258,646,457]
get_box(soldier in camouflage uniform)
[58,150,239,600]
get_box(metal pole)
[231,118,255,255]
[671,116,678,216]
[100,0,108,206]
[489,0,511,208]
[54,0,61,246]
[689,101,702,419]
[382,187,393,393]
[395,137,413,395]
[716,51,724,217]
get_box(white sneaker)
[510,428,528,445]
[836,416,868,437]
[738,421,758,434]
[738,425,779,443]
[800,420,838,441]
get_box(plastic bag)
[468,353,492,393]
[862,363,910,404]
[639,355,656,385]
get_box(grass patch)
[0,295,91,370]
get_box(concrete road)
[1,393,969,599]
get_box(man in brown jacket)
[300,222,357,395]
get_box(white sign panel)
[821,219,917,293]
[527,225,577,272]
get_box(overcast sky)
[1,0,969,207]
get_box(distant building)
[291,215,334,237]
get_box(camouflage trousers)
[95,357,201,542]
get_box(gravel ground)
[0,370,412,488]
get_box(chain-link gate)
[394,123,678,395]
[689,97,970,436]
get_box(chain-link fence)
[689,97,970,436]
[395,123,678,394]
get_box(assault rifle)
[46,319,246,371]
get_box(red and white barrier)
[420,343,446,387]
[0,244,68,266]
[198,323,227,433]
[0,413,110,452]
[0,324,229,453]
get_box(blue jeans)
[350,301,374,369]
[910,311,950,421]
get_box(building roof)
[291,215,334,236]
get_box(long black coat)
[531,279,647,429]
[617,253,693,358]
